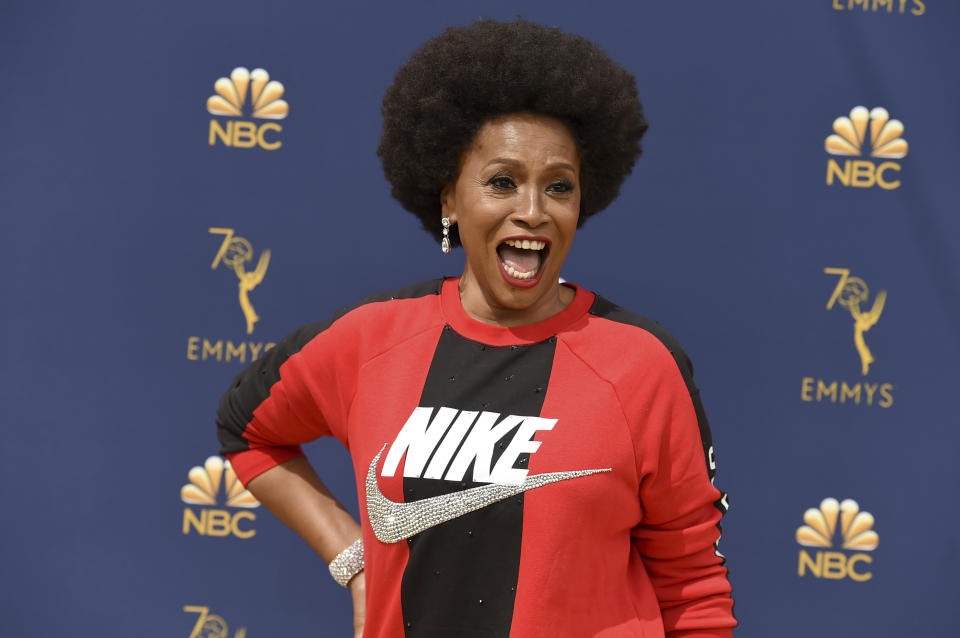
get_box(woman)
[217,19,736,638]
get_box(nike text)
[381,407,557,486]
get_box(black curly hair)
[377,18,649,247]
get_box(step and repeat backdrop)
[2,1,958,636]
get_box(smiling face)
[442,113,581,326]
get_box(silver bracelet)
[328,538,364,587]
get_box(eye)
[546,180,574,194]
[487,175,516,190]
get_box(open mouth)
[496,237,549,287]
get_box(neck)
[457,271,575,327]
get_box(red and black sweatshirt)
[217,278,736,638]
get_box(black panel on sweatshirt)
[399,327,557,638]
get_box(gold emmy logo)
[209,227,270,335]
[800,268,894,407]
[796,498,878,582]
[832,0,925,15]
[185,228,276,364]
[824,267,886,376]
[207,66,288,150]
[825,106,908,189]
[184,605,246,638]
[181,456,260,539]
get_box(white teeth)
[504,239,545,251]
[499,239,545,281]
[503,264,535,280]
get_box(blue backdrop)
[2,1,958,636]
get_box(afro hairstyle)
[377,18,649,247]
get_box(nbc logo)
[181,456,260,539]
[796,497,878,582]
[825,106,908,190]
[207,67,288,150]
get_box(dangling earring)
[441,217,452,254]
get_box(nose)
[511,187,549,229]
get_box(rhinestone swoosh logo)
[366,445,611,543]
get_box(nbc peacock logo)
[206,66,288,150]
[796,497,878,582]
[825,106,908,190]
[181,456,261,539]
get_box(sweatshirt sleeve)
[630,345,736,638]
[215,317,358,486]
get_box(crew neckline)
[440,277,594,346]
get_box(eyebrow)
[483,157,578,173]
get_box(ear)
[440,183,457,225]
